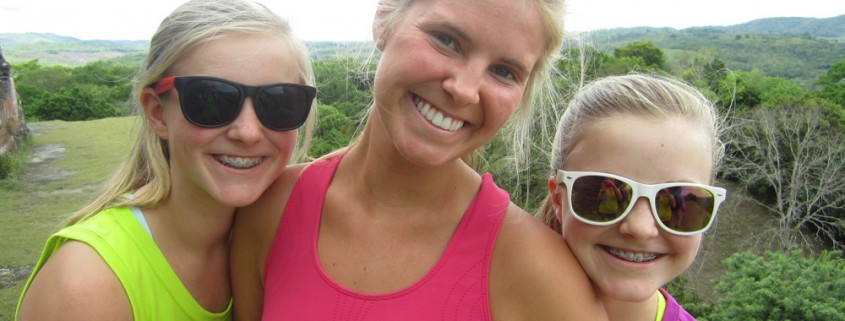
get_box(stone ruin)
[0,46,28,157]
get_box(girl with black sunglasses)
[230,0,608,320]
[539,73,726,321]
[16,1,315,320]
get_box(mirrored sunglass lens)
[571,176,633,223]
[254,85,309,130]
[655,186,715,232]
[182,79,241,127]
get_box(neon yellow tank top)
[655,289,667,321]
[16,207,231,320]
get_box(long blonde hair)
[538,73,724,233]
[64,0,316,226]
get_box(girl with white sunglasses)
[539,73,726,321]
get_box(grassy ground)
[0,117,136,321]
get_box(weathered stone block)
[0,47,29,157]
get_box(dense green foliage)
[690,251,845,321]
[816,60,845,106]
[613,41,667,70]
[12,60,133,121]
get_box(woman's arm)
[489,204,607,321]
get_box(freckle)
[363,266,368,272]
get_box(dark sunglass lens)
[657,186,715,232]
[255,85,310,130]
[571,176,633,222]
[182,79,242,127]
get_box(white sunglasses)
[556,170,726,236]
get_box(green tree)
[816,60,845,106]
[613,41,667,71]
[310,104,354,157]
[710,71,762,113]
[313,56,373,109]
[703,251,845,321]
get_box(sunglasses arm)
[152,76,176,95]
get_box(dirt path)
[0,123,68,291]
[20,123,70,187]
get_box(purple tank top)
[261,156,509,320]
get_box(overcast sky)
[1,0,844,42]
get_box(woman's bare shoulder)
[489,204,608,321]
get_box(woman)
[231,0,607,320]
[16,1,316,320]
[540,73,726,320]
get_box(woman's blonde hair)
[64,0,316,226]
[538,73,725,233]
[327,0,566,169]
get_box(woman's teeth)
[604,246,659,263]
[414,96,464,132]
[214,155,263,169]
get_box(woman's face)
[552,115,713,303]
[149,33,302,208]
[369,0,546,167]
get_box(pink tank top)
[262,156,509,320]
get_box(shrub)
[703,250,845,321]
[0,153,14,179]
[32,87,118,121]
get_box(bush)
[32,87,118,121]
[0,143,28,180]
[0,153,14,179]
[702,250,845,321]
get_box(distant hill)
[724,15,845,41]
[0,32,373,67]
[0,32,147,66]
[578,15,845,88]
[2,14,844,87]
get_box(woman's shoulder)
[495,204,575,269]
[489,204,608,321]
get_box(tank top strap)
[263,155,343,295]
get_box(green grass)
[0,116,135,321]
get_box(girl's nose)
[618,198,660,239]
[227,98,265,145]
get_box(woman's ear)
[140,87,170,140]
